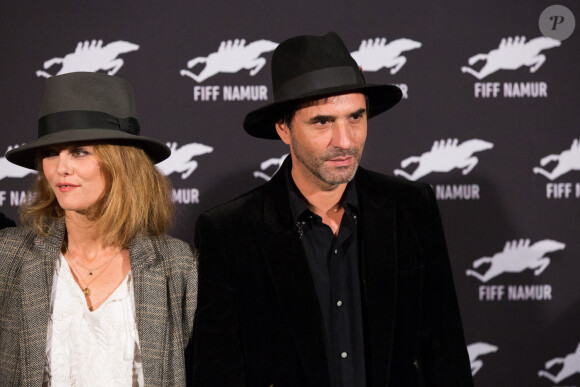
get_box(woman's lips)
[57,183,79,192]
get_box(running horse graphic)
[393,138,493,181]
[350,37,422,74]
[538,342,580,383]
[156,142,214,179]
[180,39,278,83]
[0,145,36,180]
[253,154,288,181]
[467,342,498,376]
[461,36,561,80]
[36,40,139,78]
[533,139,580,180]
[465,239,566,283]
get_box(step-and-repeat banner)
[1,1,578,385]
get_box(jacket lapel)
[258,161,330,387]
[130,234,169,386]
[20,220,63,385]
[356,169,398,387]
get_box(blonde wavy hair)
[20,143,174,248]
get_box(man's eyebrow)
[350,108,366,117]
[307,114,335,123]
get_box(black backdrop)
[1,1,579,385]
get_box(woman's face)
[42,144,106,214]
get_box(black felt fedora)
[6,72,170,170]
[243,32,402,139]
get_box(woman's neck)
[64,211,117,261]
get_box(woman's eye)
[72,149,89,157]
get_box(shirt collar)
[285,159,359,224]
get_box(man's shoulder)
[198,181,269,226]
[357,167,432,202]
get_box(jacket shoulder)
[0,227,37,259]
[197,183,266,229]
[0,227,38,285]
[357,167,434,204]
[141,233,198,270]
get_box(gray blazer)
[0,220,198,386]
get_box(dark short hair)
[280,93,370,129]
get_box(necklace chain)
[67,248,120,275]
[66,248,121,296]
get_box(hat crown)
[39,72,137,119]
[271,32,364,101]
[243,32,402,139]
[5,72,171,169]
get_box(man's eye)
[314,119,331,125]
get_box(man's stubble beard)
[290,136,363,188]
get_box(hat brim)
[243,83,402,139]
[5,128,170,170]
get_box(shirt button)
[341,352,348,359]
[334,249,338,254]
[336,300,343,307]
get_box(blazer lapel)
[130,235,169,386]
[356,169,398,387]
[258,162,330,387]
[20,221,63,385]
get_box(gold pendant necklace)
[68,248,121,276]
[66,249,120,296]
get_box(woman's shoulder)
[0,226,37,249]
[149,233,195,253]
[138,233,197,267]
[0,226,38,274]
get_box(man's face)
[276,92,367,191]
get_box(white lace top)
[43,254,145,386]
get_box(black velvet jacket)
[192,160,473,386]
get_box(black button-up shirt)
[288,171,366,387]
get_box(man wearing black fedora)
[192,32,472,386]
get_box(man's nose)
[330,120,352,149]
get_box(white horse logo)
[180,39,278,83]
[461,36,560,80]
[538,342,580,383]
[393,138,493,181]
[156,142,213,179]
[0,145,36,181]
[350,37,422,74]
[36,40,139,78]
[253,154,288,181]
[467,342,498,376]
[533,139,580,180]
[466,239,565,283]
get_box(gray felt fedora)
[5,72,170,170]
[243,32,403,139]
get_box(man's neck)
[291,167,347,235]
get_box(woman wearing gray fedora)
[0,72,197,386]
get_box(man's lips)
[326,156,353,166]
[57,183,80,192]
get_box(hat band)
[38,110,140,137]
[274,66,365,101]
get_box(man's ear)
[275,120,291,145]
